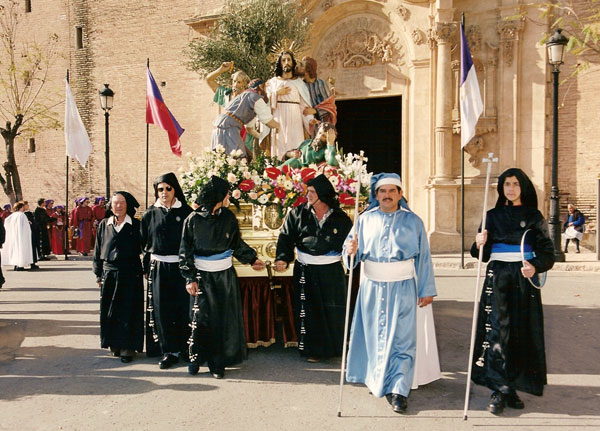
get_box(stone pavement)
[1,258,599,431]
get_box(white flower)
[177,166,185,173]
[188,180,196,187]
[185,151,193,158]
[329,175,340,187]
[216,145,225,153]
[258,194,269,204]
[232,189,241,199]
[227,157,237,166]
[243,170,252,179]
[283,180,293,190]
[249,192,258,200]
[227,172,237,183]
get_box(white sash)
[150,254,179,263]
[490,252,524,262]
[295,248,341,265]
[362,259,415,282]
[194,256,233,272]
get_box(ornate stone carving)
[321,0,333,10]
[467,25,481,53]
[426,27,437,49]
[497,19,524,67]
[412,28,425,45]
[397,5,410,21]
[323,18,402,68]
[433,22,457,44]
[464,136,485,168]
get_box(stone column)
[434,22,456,179]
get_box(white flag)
[460,24,483,148]
[65,80,92,167]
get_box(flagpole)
[461,13,465,269]
[145,58,150,209]
[65,69,70,261]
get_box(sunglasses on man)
[157,186,173,192]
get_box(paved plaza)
[1,256,599,430]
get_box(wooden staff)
[463,152,498,420]
[337,150,364,417]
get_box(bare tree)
[0,0,61,203]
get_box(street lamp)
[546,29,568,262]
[99,84,114,200]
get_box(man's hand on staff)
[345,238,358,257]
[475,230,488,249]
[274,260,288,272]
[186,281,199,296]
[521,261,536,278]
[417,296,434,308]
[252,258,266,271]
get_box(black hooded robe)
[470,205,555,396]
[141,173,193,357]
[93,192,144,353]
[179,206,257,372]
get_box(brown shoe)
[307,357,321,363]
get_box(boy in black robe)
[471,168,555,414]
[180,176,265,378]
[274,174,353,361]
[93,191,144,363]
[141,173,193,368]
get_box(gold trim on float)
[246,338,276,348]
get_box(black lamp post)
[546,29,568,262]
[99,84,114,200]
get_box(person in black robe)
[24,202,39,269]
[471,168,555,415]
[0,215,5,288]
[93,191,144,363]
[141,172,193,368]
[179,176,265,378]
[274,174,353,361]
[34,198,55,259]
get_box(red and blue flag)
[146,68,184,156]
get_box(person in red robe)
[91,196,106,247]
[50,206,66,255]
[73,197,93,255]
[69,198,80,252]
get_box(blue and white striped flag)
[460,24,483,149]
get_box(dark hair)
[302,56,318,80]
[274,51,297,78]
[38,198,45,206]
[495,168,538,209]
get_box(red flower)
[238,179,255,192]
[300,168,316,182]
[339,193,355,206]
[346,178,356,185]
[274,187,286,200]
[281,164,291,175]
[266,167,282,180]
[293,196,307,207]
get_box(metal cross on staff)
[463,152,498,420]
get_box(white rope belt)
[150,254,179,263]
[363,259,415,282]
[194,256,233,272]
[296,248,341,265]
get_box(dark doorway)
[335,96,402,174]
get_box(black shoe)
[386,393,407,413]
[14,266,24,271]
[110,347,121,357]
[564,249,568,253]
[488,391,505,415]
[575,249,580,253]
[210,369,225,379]
[505,391,525,409]
[159,354,179,369]
[188,362,200,375]
[120,356,133,363]
[29,264,40,270]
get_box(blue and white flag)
[460,24,483,149]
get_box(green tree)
[185,0,311,82]
[0,0,61,203]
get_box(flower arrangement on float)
[180,145,372,217]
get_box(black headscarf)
[195,176,230,212]
[153,172,186,204]
[495,168,538,209]
[307,174,339,209]
[110,191,140,217]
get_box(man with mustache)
[266,51,314,158]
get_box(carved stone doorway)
[335,96,402,174]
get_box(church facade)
[6,0,598,251]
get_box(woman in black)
[141,173,193,368]
[471,168,555,414]
[93,191,143,363]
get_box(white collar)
[154,198,182,209]
[107,214,132,226]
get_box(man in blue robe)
[343,173,437,414]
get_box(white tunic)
[1,211,33,267]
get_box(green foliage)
[185,0,311,82]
